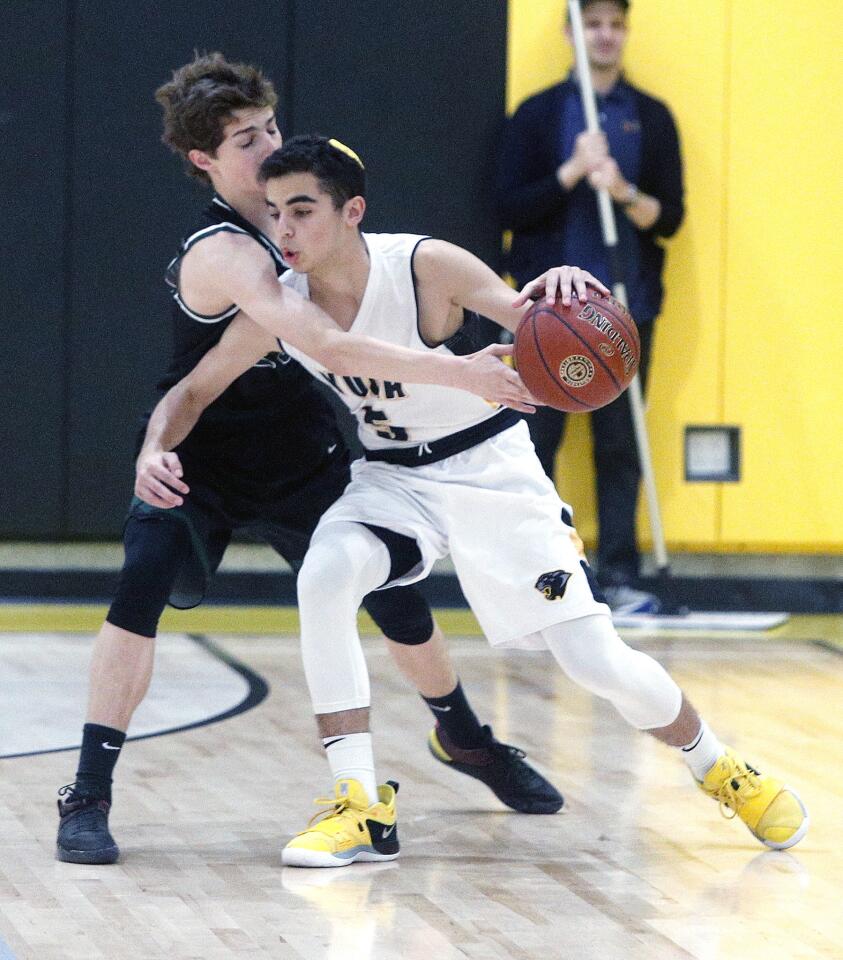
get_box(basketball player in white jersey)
[147,136,808,867]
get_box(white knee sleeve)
[541,614,682,729]
[297,522,390,714]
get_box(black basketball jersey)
[144,195,343,508]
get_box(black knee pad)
[106,515,192,638]
[363,584,434,645]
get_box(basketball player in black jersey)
[55,53,562,865]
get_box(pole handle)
[567,0,670,573]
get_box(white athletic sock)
[322,732,378,805]
[679,720,726,781]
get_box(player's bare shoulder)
[413,237,492,292]
[179,230,273,316]
[413,238,488,343]
[412,239,460,341]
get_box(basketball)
[514,289,641,412]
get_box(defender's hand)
[512,266,610,308]
[135,451,189,508]
[461,343,538,413]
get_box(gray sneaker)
[602,584,662,616]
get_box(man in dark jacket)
[497,0,684,614]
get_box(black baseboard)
[1,569,840,613]
[637,575,841,614]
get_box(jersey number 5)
[362,406,408,441]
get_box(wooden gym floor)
[1,614,842,959]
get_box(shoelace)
[58,783,94,810]
[57,783,109,818]
[710,763,762,820]
[301,795,353,833]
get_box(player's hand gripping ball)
[514,289,640,412]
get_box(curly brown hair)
[155,52,278,183]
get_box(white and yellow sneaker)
[282,779,399,868]
[700,749,809,850]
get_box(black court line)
[812,639,843,657]
[0,634,269,760]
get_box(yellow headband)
[328,138,365,169]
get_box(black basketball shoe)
[428,724,564,814]
[56,784,119,864]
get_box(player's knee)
[609,651,682,729]
[298,540,344,599]
[107,517,190,638]
[363,585,434,645]
[615,679,682,730]
[545,616,682,727]
[108,562,171,638]
[297,538,360,615]
[544,615,640,697]
[298,523,389,614]
[564,639,632,698]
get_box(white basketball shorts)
[312,420,610,649]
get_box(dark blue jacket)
[497,78,684,321]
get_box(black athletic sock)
[422,681,485,748]
[74,723,126,802]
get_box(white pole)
[567,0,669,573]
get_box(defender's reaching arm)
[135,308,534,509]
[192,232,533,400]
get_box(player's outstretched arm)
[413,240,608,334]
[194,232,533,407]
[135,315,278,509]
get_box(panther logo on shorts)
[535,569,573,601]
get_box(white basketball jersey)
[279,233,502,450]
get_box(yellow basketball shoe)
[700,749,809,850]
[282,779,399,868]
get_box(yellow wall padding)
[507,0,842,552]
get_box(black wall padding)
[1,0,507,538]
[0,3,70,536]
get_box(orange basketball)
[514,289,640,412]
